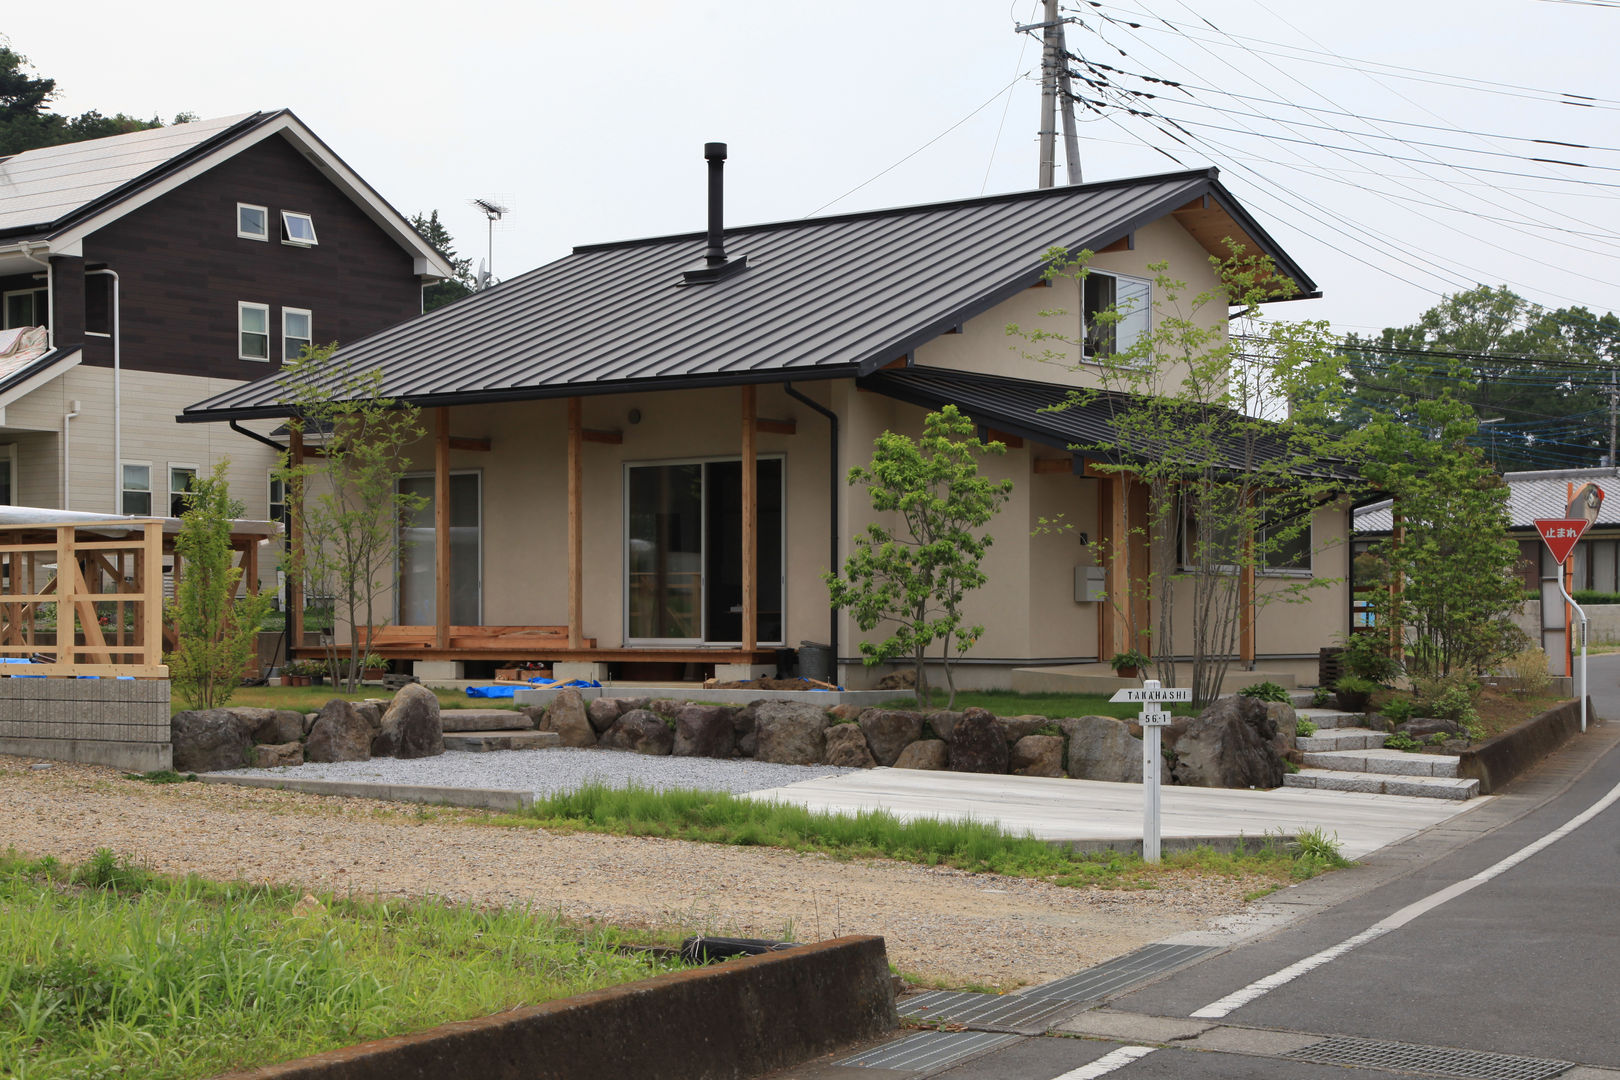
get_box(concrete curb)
[213,935,896,1080]
[199,774,534,812]
[1456,697,1589,795]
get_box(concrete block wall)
[0,678,171,771]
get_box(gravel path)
[219,747,855,796]
[0,754,1274,988]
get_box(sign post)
[1534,516,1592,733]
[1110,679,1192,862]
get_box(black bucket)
[798,641,834,683]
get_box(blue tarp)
[464,685,520,698]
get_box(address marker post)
[1110,679,1192,862]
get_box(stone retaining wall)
[0,678,171,771]
[1455,697,1589,795]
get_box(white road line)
[1053,1044,1158,1078]
[1192,771,1620,1019]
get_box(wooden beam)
[755,418,796,436]
[741,384,757,653]
[435,407,451,651]
[581,428,624,445]
[1389,496,1405,657]
[879,356,908,371]
[289,428,305,649]
[1032,457,1072,475]
[1097,477,1121,660]
[1239,518,1256,667]
[447,436,491,452]
[567,398,583,650]
[55,526,74,664]
[1126,478,1151,656]
[981,427,1024,449]
[1097,233,1134,254]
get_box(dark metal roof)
[181,168,1319,423]
[863,366,1359,481]
[1356,466,1620,534]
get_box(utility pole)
[1037,0,1059,188]
[1609,366,1617,467]
[1056,10,1082,184]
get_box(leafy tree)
[0,44,168,155]
[1341,285,1620,471]
[1357,394,1525,677]
[411,210,475,311]
[1011,245,1351,707]
[825,406,1013,708]
[166,462,274,710]
[275,344,426,692]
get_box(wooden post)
[1566,480,1576,678]
[1388,496,1404,656]
[567,398,583,650]
[55,526,73,664]
[741,385,757,652]
[1097,476,1123,659]
[1126,477,1151,656]
[143,522,163,671]
[1239,521,1256,667]
[435,407,451,651]
[289,427,306,650]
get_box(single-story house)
[180,153,1352,689]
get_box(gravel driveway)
[0,754,1272,988]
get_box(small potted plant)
[1334,674,1375,713]
[1110,648,1150,679]
[307,659,329,686]
[282,660,310,687]
[362,653,388,680]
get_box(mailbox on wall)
[1074,565,1107,603]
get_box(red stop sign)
[1535,518,1589,565]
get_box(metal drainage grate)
[837,1030,1020,1071]
[1285,1037,1572,1080]
[899,990,1081,1033]
[1018,943,1220,1003]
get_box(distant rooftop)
[1354,466,1620,533]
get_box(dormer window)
[281,211,318,247]
[237,203,268,241]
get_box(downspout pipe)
[783,382,839,666]
[229,420,286,454]
[86,269,119,513]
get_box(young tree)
[825,406,1013,708]
[1358,393,1525,676]
[1011,246,1351,706]
[411,210,475,312]
[276,345,426,692]
[166,462,273,710]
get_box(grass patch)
[170,685,520,717]
[0,848,683,1079]
[517,782,1347,888]
[880,688,1195,721]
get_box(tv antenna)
[471,197,509,288]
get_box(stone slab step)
[1286,768,1478,800]
[440,709,535,733]
[1300,748,1461,778]
[1294,708,1365,731]
[443,730,560,752]
[1297,727,1387,752]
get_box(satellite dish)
[475,259,491,292]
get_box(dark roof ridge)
[571,167,1219,254]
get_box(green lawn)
[173,685,520,716]
[0,849,682,1080]
[880,688,1197,721]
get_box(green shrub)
[1334,674,1376,695]
[1414,674,1483,740]
[1338,634,1400,685]
[1383,732,1423,752]
[1238,681,1290,703]
[1573,589,1620,606]
[1310,686,1332,708]
[1295,718,1318,738]
[1380,697,1419,724]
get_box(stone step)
[443,730,560,752]
[1294,708,1365,731]
[1286,768,1478,800]
[1300,747,1461,779]
[1296,727,1388,752]
[440,709,535,733]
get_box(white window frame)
[236,202,269,241]
[238,301,270,361]
[1179,496,1313,578]
[1081,270,1153,363]
[281,210,318,247]
[168,463,200,518]
[3,287,47,330]
[282,307,312,362]
[121,461,152,517]
[268,472,286,526]
[0,444,15,507]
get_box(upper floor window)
[281,211,318,247]
[169,464,199,518]
[1083,271,1152,361]
[239,302,270,361]
[3,287,47,330]
[283,308,312,361]
[121,463,151,516]
[237,203,269,241]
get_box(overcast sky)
[8,1,1616,335]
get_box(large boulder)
[599,710,674,755]
[226,707,304,746]
[1263,701,1298,763]
[541,688,597,747]
[1010,734,1065,777]
[858,709,924,766]
[171,709,254,773]
[371,683,445,759]
[1000,715,1050,744]
[824,724,877,768]
[250,741,304,768]
[948,709,1009,773]
[1059,715,1143,783]
[893,739,948,770]
[305,699,380,763]
[753,701,830,765]
[672,705,735,758]
[1398,716,1463,740]
[587,698,632,733]
[925,711,965,742]
[1167,695,1286,789]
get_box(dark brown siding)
[48,256,85,347]
[77,133,422,380]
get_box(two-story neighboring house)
[183,152,1353,691]
[0,111,452,526]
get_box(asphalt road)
[805,657,1620,1080]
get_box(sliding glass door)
[398,472,482,626]
[625,457,783,645]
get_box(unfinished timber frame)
[0,519,168,677]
